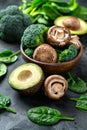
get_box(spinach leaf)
[0,50,20,64]
[71,6,87,20]
[0,50,12,57]
[67,73,87,94]
[0,94,16,114]
[0,63,7,77]
[70,94,87,112]
[27,106,74,125]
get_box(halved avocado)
[54,16,87,35]
[8,63,44,95]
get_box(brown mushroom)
[33,44,57,63]
[69,35,81,50]
[63,16,80,31]
[44,75,68,100]
[47,26,71,47]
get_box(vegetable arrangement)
[20,0,87,26]
[0,94,16,114]
[28,106,74,125]
[0,0,87,127]
[22,24,81,63]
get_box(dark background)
[0,0,87,130]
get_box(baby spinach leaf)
[27,106,74,125]
[70,94,87,112]
[0,94,16,114]
[0,63,7,77]
[67,73,87,94]
[0,50,12,57]
[0,50,20,64]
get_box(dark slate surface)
[0,0,87,130]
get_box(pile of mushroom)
[44,75,68,100]
[33,25,82,63]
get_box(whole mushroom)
[44,75,68,100]
[33,43,57,63]
[47,26,71,47]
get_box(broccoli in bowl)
[21,24,48,48]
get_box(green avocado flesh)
[8,63,44,90]
[54,16,87,35]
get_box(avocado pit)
[17,70,32,82]
[63,16,80,31]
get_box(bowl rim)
[20,43,83,66]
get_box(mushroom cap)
[44,75,68,100]
[47,25,71,47]
[63,16,80,31]
[33,43,57,63]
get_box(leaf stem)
[4,106,16,114]
[70,97,78,101]
[68,72,74,81]
[58,116,75,121]
[10,50,21,58]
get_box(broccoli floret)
[21,24,48,48]
[0,5,23,19]
[0,5,32,43]
[59,44,78,62]
[25,48,34,57]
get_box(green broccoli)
[21,24,48,48]
[0,5,32,43]
[59,44,78,62]
[25,48,34,57]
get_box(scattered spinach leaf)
[0,50,12,57]
[70,94,87,112]
[27,106,74,125]
[0,94,16,114]
[0,63,7,77]
[0,50,20,64]
[67,72,87,94]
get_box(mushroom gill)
[47,26,71,47]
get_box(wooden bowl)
[20,44,83,74]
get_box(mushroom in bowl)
[20,24,83,74]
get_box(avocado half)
[54,16,87,35]
[8,63,44,95]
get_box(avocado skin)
[54,16,87,35]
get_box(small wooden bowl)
[20,44,83,74]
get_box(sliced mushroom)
[33,44,57,63]
[47,26,71,47]
[69,35,81,50]
[44,75,68,100]
[63,16,80,31]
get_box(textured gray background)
[0,0,87,130]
